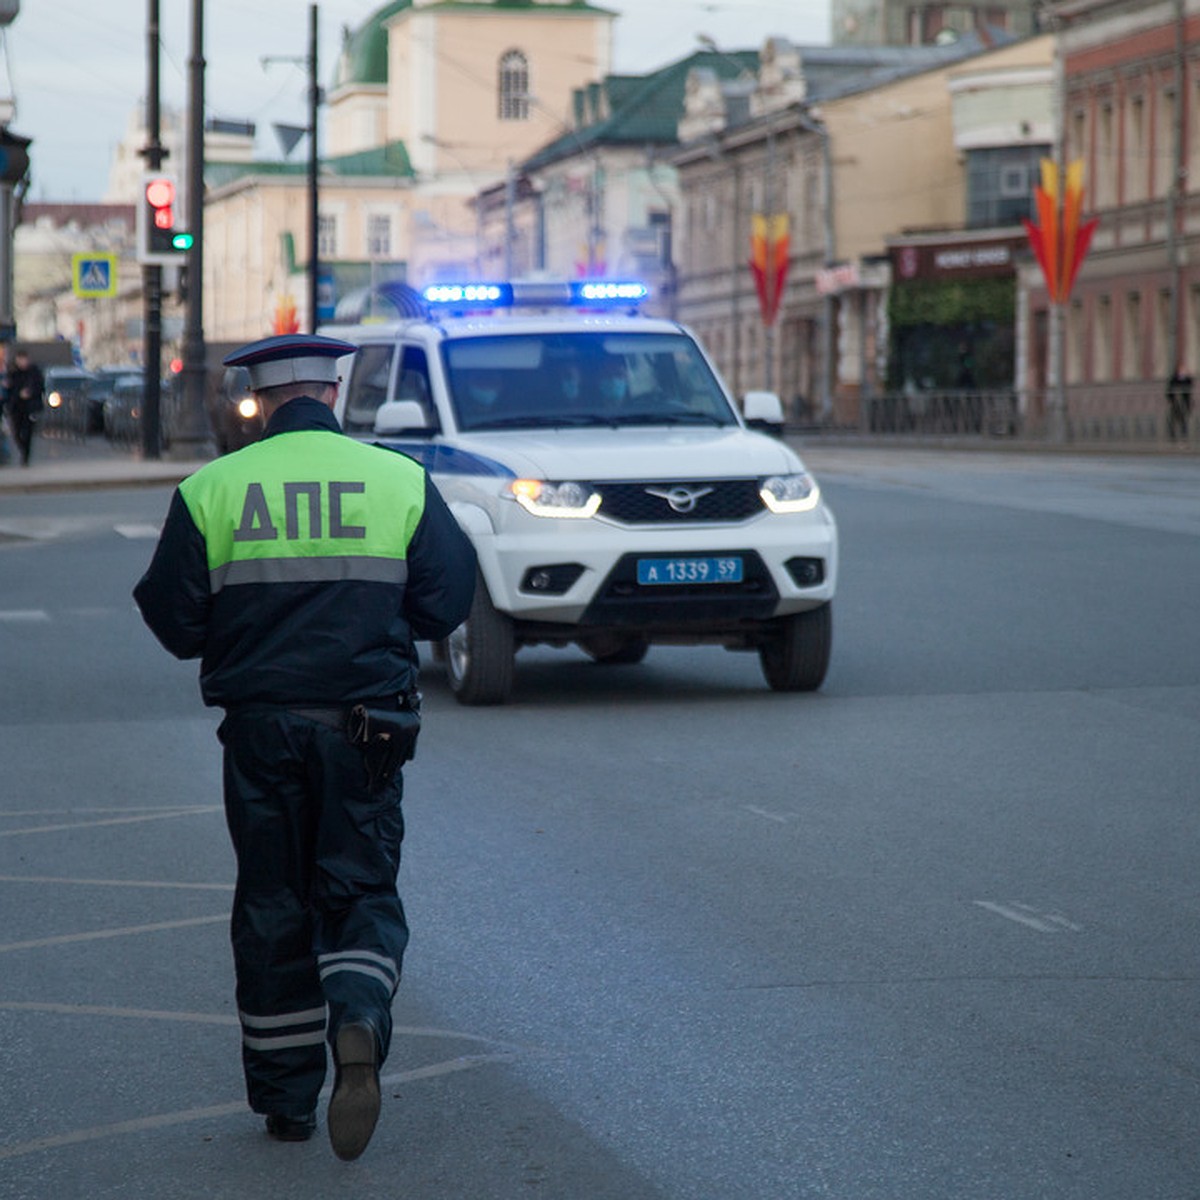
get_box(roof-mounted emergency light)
[421,279,650,313]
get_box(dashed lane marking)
[0,807,221,838]
[0,1052,523,1161]
[0,913,230,954]
[973,900,1083,933]
[0,873,234,891]
[114,523,162,539]
[0,609,50,622]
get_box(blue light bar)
[423,283,513,307]
[570,281,649,304]
[421,280,650,313]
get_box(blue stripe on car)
[374,442,516,477]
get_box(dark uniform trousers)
[218,707,408,1118]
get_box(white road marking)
[114,523,162,539]
[0,873,233,891]
[0,913,230,954]
[0,609,50,622]
[0,1053,522,1161]
[0,807,221,838]
[973,900,1083,933]
[742,805,791,823]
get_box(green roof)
[524,48,759,171]
[205,140,415,190]
[332,0,613,90]
[333,1,410,90]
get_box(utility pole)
[263,3,320,329]
[140,0,165,460]
[171,0,213,459]
[1047,6,1067,444]
[308,3,319,331]
[1167,0,1185,377]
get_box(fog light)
[519,564,585,595]
[784,557,824,587]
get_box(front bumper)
[473,505,838,631]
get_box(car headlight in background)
[236,397,260,420]
[508,478,601,518]
[760,472,820,513]
[47,391,63,409]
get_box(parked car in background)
[102,373,145,446]
[41,366,96,436]
[208,364,264,453]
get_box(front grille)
[595,479,763,524]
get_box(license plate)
[636,556,743,585]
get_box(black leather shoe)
[265,1111,317,1142]
[327,1022,381,1161]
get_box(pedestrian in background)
[133,333,476,1160]
[1166,364,1193,442]
[4,347,45,466]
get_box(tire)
[758,603,832,692]
[442,572,515,705]
[580,634,649,665]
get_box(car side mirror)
[374,400,431,436]
[742,390,784,437]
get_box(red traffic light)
[146,177,175,208]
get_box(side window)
[395,344,439,431]
[343,343,395,433]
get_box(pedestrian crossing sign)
[72,252,118,298]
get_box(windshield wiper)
[613,411,731,426]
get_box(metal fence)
[858,385,1196,447]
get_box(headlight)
[760,472,820,513]
[508,478,601,518]
[47,391,63,409]
[236,397,259,420]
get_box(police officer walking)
[133,334,476,1159]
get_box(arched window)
[499,50,529,121]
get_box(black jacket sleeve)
[403,474,477,642]
[132,488,213,659]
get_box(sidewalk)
[0,433,209,494]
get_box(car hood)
[445,426,806,481]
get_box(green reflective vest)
[179,430,426,592]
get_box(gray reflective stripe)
[240,1006,327,1030]
[318,962,396,992]
[318,950,398,989]
[242,1029,328,1051]
[211,556,408,592]
[317,950,397,978]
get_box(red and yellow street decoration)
[272,293,300,335]
[749,213,790,326]
[1022,158,1098,303]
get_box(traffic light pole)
[140,0,164,460]
[171,0,213,459]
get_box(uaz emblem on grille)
[644,485,715,514]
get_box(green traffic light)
[172,232,195,251]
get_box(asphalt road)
[1,447,1198,1199]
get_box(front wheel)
[442,573,515,705]
[758,604,832,692]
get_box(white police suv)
[327,280,838,705]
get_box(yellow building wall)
[391,6,611,178]
[824,36,1053,265]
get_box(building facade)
[202,0,615,339]
[1027,0,1200,440]
[669,34,1052,426]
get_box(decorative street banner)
[750,212,790,326]
[1022,158,1098,303]
[273,293,300,335]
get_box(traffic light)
[137,173,193,264]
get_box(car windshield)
[442,332,738,433]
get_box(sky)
[2,0,832,202]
